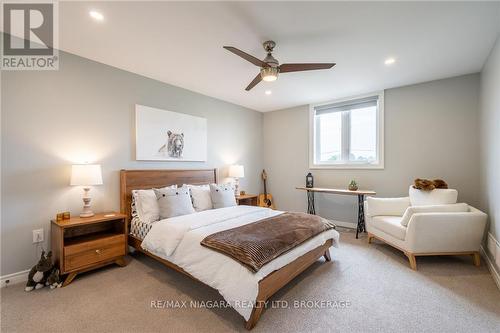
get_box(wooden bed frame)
[120,169,333,330]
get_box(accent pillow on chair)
[154,186,195,219]
[409,186,458,206]
[210,183,237,209]
[400,203,469,227]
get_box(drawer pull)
[95,249,101,254]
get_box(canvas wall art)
[135,104,207,161]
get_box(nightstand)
[236,194,258,206]
[51,212,128,287]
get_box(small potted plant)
[348,180,358,191]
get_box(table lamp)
[70,164,103,217]
[228,164,245,196]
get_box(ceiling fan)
[223,40,336,91]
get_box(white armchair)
[365,186,487,270]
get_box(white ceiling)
[56,1,500,112]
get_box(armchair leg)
[367,233,374,244]
[406,253,417,270]
[472,252,480,267]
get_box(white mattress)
[140,205,340,321]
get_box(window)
[310,92,384,169]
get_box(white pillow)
[366,197,410,217]
[400,203,469,227]
[409,186,458,206]
[209,183,237,209]
[187,184,213,212]
[154,186,195,219]
[132,185,177,223]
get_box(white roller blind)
[315,95,379,115]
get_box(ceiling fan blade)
[279,63,336,73]
[223,46,270,68]
[245,74,262,91]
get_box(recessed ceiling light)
[265,90,272,95]
[384,57,396,65]
[89,11,104,21]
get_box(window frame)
[309,91,385,169]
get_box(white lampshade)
[228,165,245,178]
[70,164,103,186]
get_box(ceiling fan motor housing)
[263,53,279,67]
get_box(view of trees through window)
[349,106,377,162]
[318,112,341,161]
[316,105,377,164]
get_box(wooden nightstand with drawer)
[236,194,258,206]
[51,212,128,287]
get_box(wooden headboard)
[120,169,217,224]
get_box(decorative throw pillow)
[400,203,469,227]
[409,186,458,206]
[132,185,176,223]
[209,183,237,209]
[187,184,213,212]
[154,186,195,219]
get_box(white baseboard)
[329,219,357,230]
[486,232,500,268]
[480,245,500,290]
[481,231,500,291]
[1,269,30,288]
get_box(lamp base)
[80,211,95,218]
[234,178,240,196]
[80,188,95,218]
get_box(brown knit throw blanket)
[201,212,335,273]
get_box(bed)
[120,169,339,329]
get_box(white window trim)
[309,91,385,170]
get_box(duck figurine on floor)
[25,251,54,292]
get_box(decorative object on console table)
[296,187,376,239]
[228,164,245,196]
[70,164,103,217]
[258,169,275,209]
[306,172,314,188]
[51,212,128,287]
[348,180,358,191]
[236,194,258,206]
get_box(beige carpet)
[2,229,500,332]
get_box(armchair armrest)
[406,207,487,253]
[365,197,410,217]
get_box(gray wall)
[1,51,263,275]
[480,36,500,244]
[263,74,480,225]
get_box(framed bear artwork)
[135,104,207,161]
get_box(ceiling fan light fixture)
[261,67,278,82]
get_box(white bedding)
[141,205,340,321]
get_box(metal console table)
[296,187,376,239]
